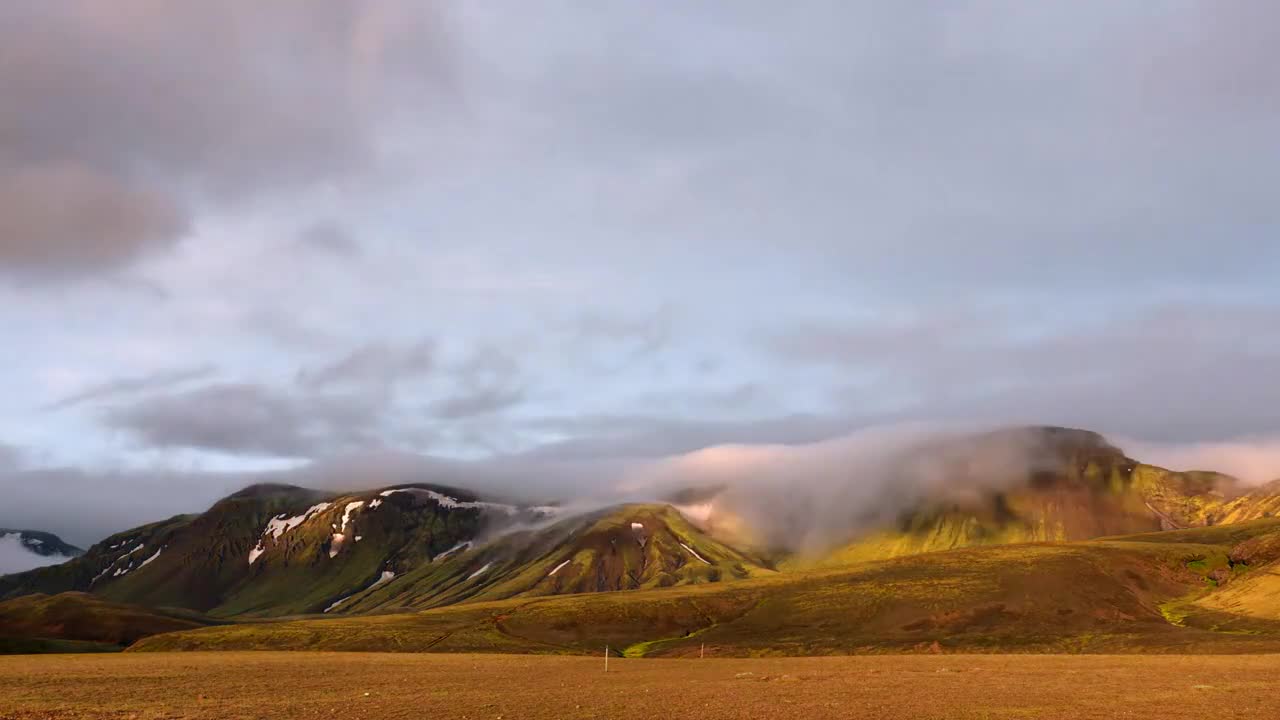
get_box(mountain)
[766,427,1276,567]
[7,424,1280,655]
[0,529,83,575]
[327,503,774,614]
[134,518,1280,656]
[0,484,762,618]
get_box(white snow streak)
[339,501,364,532]
[467,562,492,580]
[378,488,517,515]
[433,541,470,562]
[323,570,397,613]
[680,543,711,565]
[323,594,352,613]
[548,559,572,577]
[138,547,163,569]
[249,502,332,565]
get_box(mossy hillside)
[0,483,508,618]
[1188,520,1280,621]
[0,515,193,601]
[333,504,773,614]
[804,431,1263,568]
[134,524,1280,656]
[211,488,487,617]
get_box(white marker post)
[700,642,705,659]
[605,645,610,673]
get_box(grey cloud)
[298,222,360,257]
[514,412,861,461]
[576,308,673,355]
[298,340,436,390]
[43,365,215,412]
[103,382,380,458]
[438,3,1280,298]
[433,385,525,420]
[0,464,248,547]
[0,164,187,282]
[0,0,450,281]
[427,344,526,420]
[243,309,346,352]
[763,302,1280,443]
[5,423,1194,554]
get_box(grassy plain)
[1,652,1276,720]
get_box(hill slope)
[133,519,1280,656]
[0,489,763,619]
[0,483,539,616]
[0,592,217,653]
[331,503,774,614]
[796,428,1272,566]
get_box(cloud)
[575,308,674,361]
[103,382,380,458]
[0,0,450,281]
[297,222,360,257]
[5,3,1280,546]
[433,385,525,420]
[11,423,1233,554]
[297,340,436,390]
[0,464,248,548]
[43,365,216,411]
[0,164,188,282]
[0,533,72,575]
[760,302,1280,443]
[1122,438,1280,487]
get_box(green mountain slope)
[0,487,761,620]
[332,503,774,614]
[7,424,1280,647]
[806,428,1262,567]
[0,483,542,617]
[132,519,1280,656]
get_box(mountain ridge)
[5,425,1280,651]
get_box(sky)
[3,1,1280,546]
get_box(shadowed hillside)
[0,592,218,653]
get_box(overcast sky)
[4,2,1280,545]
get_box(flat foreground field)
[0,652,1276,720]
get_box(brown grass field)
[0,652,1276,720]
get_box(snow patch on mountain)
[324,570,397,613]
[433,541,470,562]
[249,502,332,565]
[378,488,518,515]
[468,562,492,580]
[680,542,711,565]
[339,501,364,531]
[548,559,572,577]
[138,547,163,569]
